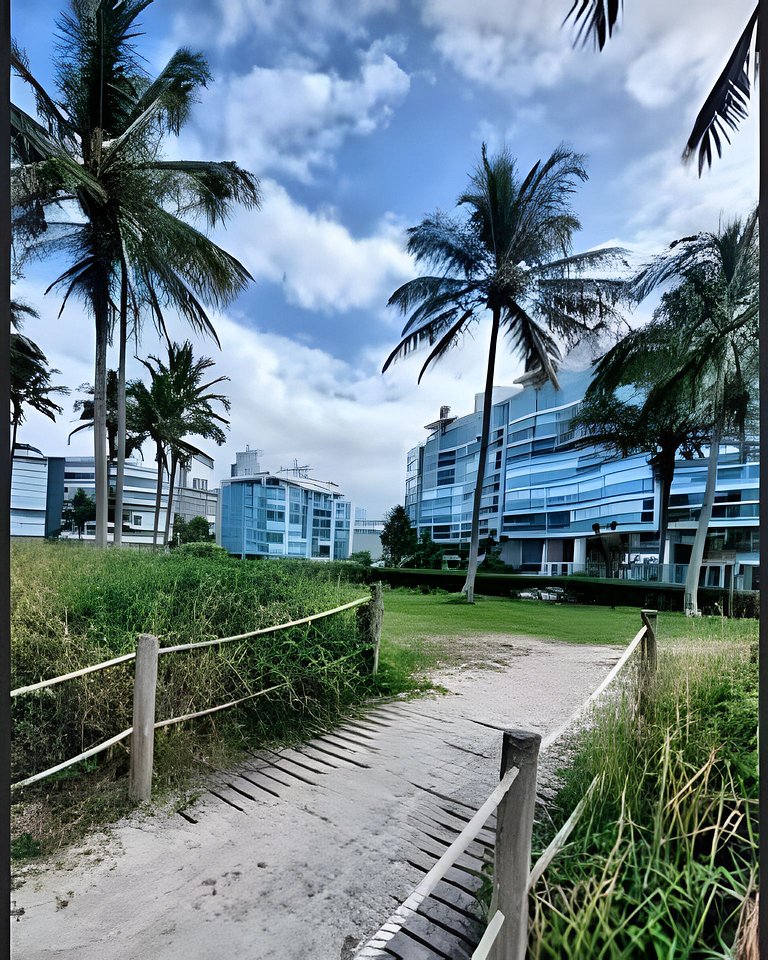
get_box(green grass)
[11,542,377,857]
[527,626,757,958]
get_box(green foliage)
[67,488,96,536]
[348,550,373,568]
[410,530,443,570]
[11,543,376,800]
[528,633,757,958]
[173,514,214,545]
[174,541,227,558]
[11,832,42,860]
[380,505,418,567]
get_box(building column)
[573,537,587,570]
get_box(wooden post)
[356,583,384,674]
[640,609,658,676]
[489,729,541,960]
[129,633,159,803]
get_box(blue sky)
[12,0,759,515]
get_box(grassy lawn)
[376,588,757,692]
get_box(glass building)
[406,367,759,590]
[218,465,353,560]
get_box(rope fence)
[11,585,384,798]
[354,608,658,960]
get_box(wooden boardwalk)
[11,638,622,960]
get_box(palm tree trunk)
[10,412,19,488]
[153,441,164,550]
[93,285,109,548]
[114,261,128,547]
[684,419,722,615]
[163,453,177,546]
[463,308,501,604]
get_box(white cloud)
[183,40,410,181]
[421,0,756,114]
[174,0,398,53]
[616,112,758,252]
[12,277,525,517]
[212,179,414,314]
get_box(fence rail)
[355,608,657,960]
[11,585,384,798]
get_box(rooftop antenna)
[277,458,311,479]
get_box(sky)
[11,0,759,517]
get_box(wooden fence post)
[640,609,658,676]
[489,729,541,960]
[357,582,384,674]
[129,633,159,803]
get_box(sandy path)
[11,635,623,960]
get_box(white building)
[11,446,65,538]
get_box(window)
[133,515,142,526]
[192,478,208,491]
[266,532,284,543]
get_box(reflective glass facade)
[219,474,352,560]
[406,368,759,585]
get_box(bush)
[11,543,374,794]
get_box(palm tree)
[383,144,630,602]
[130,341,230,548]
[566,2,759,173]
[572,311,716,574]
[10,301,68,478]
[624,213,758,614]
[11,0,260,548]
[69,370,145,462]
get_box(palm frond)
[565,0,623,50]
[683,6,759,175]
[416,310,474,383]
[141,159,261,226]
[504,302,562,388]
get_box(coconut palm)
[566,1,759,173]
[614,213,759,614]
[10,306,69,473]
[572,316,715,573]
[69,370,146,462]
[384,143,630,602]
[11,0,260,547]
[130,341,230,548]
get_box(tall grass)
[11,543,374,802]
[529,630,757,958]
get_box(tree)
[566,2,759,174]
[10,302,68,472]
[572,320,714,569]
[69,370,146,462]
[349,550,373,568]
[11,0,260,547]
[380,506,418,567]
[410,530,443,570]
[69,487,96,538]
[603,214,758,614]
[172,514,213,546]
[130,341,230,548]
[383,144,629,602]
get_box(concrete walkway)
[11,636,623,960]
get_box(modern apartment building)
[61,453,217,545]
[218,453,353,560]
[11,445,65,538]
[406,367,759,590]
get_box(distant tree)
[172,514,213,546]
[69,371,146,462]
[411,530,443,570]
[70,488,96,538]
[384,143,629,602]
[380,506,418,567]
[130,341,229,548]
[349,550,373,568]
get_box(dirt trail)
[11,635,623,960]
